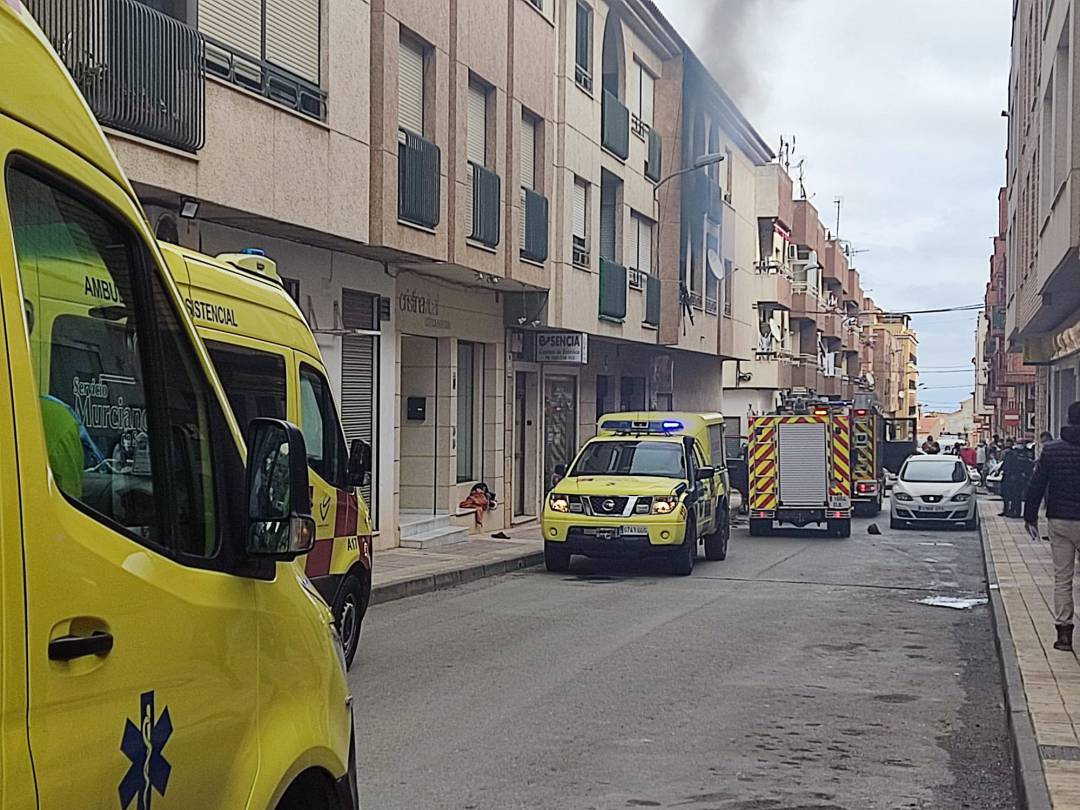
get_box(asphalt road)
[351,505,1016,810]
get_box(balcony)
[599,258,627,322]
[468,162,501,247]
[601,90,629,160]
[646,128,663,183]
[756,263,793,310]
[819,310,841,339]
[520,187,549,263]
[399,128,441,229]
[29,0,206,152]
[645,274,661,327]
[791,356,822,391]
[791,285,819,323]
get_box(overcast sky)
[654,0,1011,413]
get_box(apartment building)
[984,186,1036,437]
[869,313,919,418]
[1006,0,1080,436]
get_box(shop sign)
[397,286,450,331]
[536,332,588,364]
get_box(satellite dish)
[707,249,723,279]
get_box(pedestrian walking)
[975,441,988,485]
[1000,439,1034,518]
[1025,403,1080,652]
[1039,431,1054,455]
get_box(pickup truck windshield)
[570,440,687,479]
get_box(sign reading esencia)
[536,332,588,364]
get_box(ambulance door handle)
[48,630,114,661]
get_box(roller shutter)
[638,65,654,126]
[778,422,827,507]
[520,115,536,189]
[399,38,425,135]
[265,0,320,83]
[600,182,616,260]
[200,0,262,56]
[573,179,587,239]
[467,82,487,165]
[341,290,379,528]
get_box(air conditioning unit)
[787,243,798,261]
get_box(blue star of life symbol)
[119,690,173,810]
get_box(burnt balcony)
[468,162,501,247]
[399,128,441,229]
[599,258,627,322]
[520,187,549,263]
[601,90,629,161]
[28,0,206,152]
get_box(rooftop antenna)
[796,159,807,199]
[834,197,842,238]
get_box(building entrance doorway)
[544,375,577,492]
[399,334,439,515]
[514,370,539,517]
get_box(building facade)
[1006,0,1080,437]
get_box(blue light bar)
[240,248,266,256]
[661,420,683,431]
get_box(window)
[620,376,645,411]
[299,364,348,487]
[467,78,489,168]
[201,0,320,84]
[8,165,222,558]
[708,423,725,466]
[723,259,734,317]
[599,170,620,261]
[573,176,590,266]
[633,61,654,134]
[205,342,287,436]
[630,212,653,287]
[575,1,593,92]
[281,277,300,306]
[399,35,426,136]
[456,341,482,483]
[521,113,538,191]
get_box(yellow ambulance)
[0,4,358,808]
[158,242,374,667]
[542,412,732,575]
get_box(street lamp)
[652,152,727,324]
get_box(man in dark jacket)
[1000,439,1034,517]
[1025,402,1080,652]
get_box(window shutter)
[600,192,616,261]
[638,217,652,273]
[467,82,487,167]
[399,39,425,135]
[520,115,536,190]
[265,0,320,83]
[639,67,654,126]
[573,179,587,239]
[200,0,262,57]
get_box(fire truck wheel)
[749,518,771,537]
[670,518,696,576]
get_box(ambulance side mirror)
[346,439,372,488]
[245,418,316,560]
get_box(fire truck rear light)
[755,511,769,518]
[855,409,867,416]
[856,482,877,494]
[831,511,845,518]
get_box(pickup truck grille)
[587,496,629,515]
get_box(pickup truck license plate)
[620,525,649,537]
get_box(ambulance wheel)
[704,508,730,561]
[828,519,852,539]
[333,573,365,669]
[671,518,696,576]
[749,518,771,537]
[544,542,572,573]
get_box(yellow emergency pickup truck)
[542,413,731,575]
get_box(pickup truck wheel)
[332,573,365,669]
[544,542,571,573]
[670,518,696,576]
[704,508,729,561]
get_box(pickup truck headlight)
[951,493,971,502]
[652,496,679,515]
[549,494,570,513]
[894,492,913,502]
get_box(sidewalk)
[981,499,1079,809]
[370,521,544,605]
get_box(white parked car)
[890,455,978,530]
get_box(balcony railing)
[468,162,501,247]
[646,127,663,182]
[399,128,441,229]
[645,274,661,326]
[705,295,719,316]
[204,36,326,121]
[601,90,629,160]
[599,258,627,322]
[520,187,548,263]
[28,0,205,152]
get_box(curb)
[370,550,545,606]
[979,518,1053,810]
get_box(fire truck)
[748,392,853,538]
[850,395,919,516]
